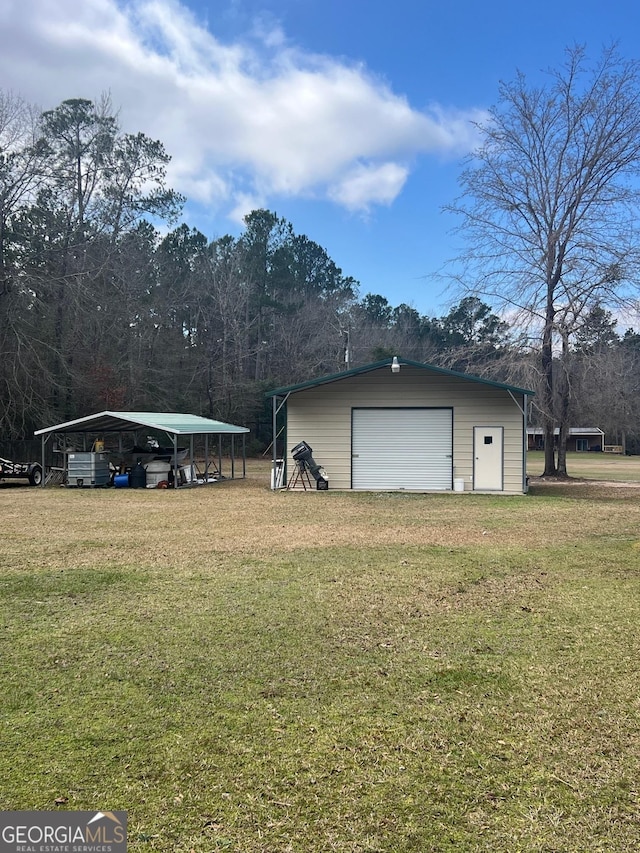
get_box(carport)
[34,411,249,488]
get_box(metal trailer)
[0,455,43,486]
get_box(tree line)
[1,72,640,460]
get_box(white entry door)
[473,426,504,491]
[352,408,452,490]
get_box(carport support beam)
[40,434,46,488]
[173,435,179,489]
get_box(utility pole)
[343,328,351,368]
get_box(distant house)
[527,427,605,452]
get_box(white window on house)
[576,438,589,452]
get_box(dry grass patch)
[2,461,640,852]
[3,463,640,569]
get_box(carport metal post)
[40,433,46,487]
[231,435,235,479]
[172,434,179,489]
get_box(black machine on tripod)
[289,441,329,490]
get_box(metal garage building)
[267,358,534,495]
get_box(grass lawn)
[527,450,640,482]
[1,460,640,851]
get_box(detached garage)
[267,358,534,495]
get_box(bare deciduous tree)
[448,45,640,476]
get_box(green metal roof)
[34,411,249,436]
[266,357,535,398]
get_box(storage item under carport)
[145,459,171,488]
[129,460,147,489]
[67,452,110,487]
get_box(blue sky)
[1,0,639,316]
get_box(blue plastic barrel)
[114,473,130,488]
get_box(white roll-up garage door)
[352,408,452,490]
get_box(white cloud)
[329,162,409,212]
[228,192,268,225]
[0,0,484,218]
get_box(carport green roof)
[266,357,535,397]
[34,411,249,436]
